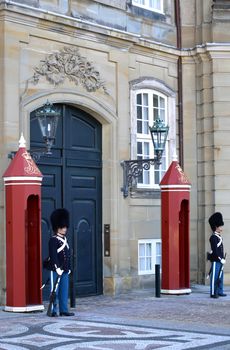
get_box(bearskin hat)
[50,208,69,232]
[208,212,224,231]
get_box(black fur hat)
[50,208,69,232]
[208,212,224,231]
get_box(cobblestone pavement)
[0,285,230,349]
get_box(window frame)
[138,239,162,275]
[132,0,164,14]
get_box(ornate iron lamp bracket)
[121,157,161,198]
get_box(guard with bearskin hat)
[48,208,74,316]
[208,212,227,298]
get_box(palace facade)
[0,0,230,304]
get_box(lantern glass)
[38,114,59,140]
[149,119,169,159]
[35,101,61,154]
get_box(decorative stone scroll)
[33,46,108,94]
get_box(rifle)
[47,273,61,317]
[40,277,50,290]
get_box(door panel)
[73,203,96,294]
[65,109,99,150]
[66,166,102,295]
[30,104,102,298]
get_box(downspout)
[175,0,184,168]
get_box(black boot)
[60,311,75,316]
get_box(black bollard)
[155,264,161,298]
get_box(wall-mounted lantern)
[121,118,169,198]
[9,101,61,161]
[35,100,60,155]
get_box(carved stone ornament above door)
[33,46,108,94]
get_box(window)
[136,89,168,188]
[138,239,161,275]
[132,0,163,13]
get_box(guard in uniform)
[48,208,74,316]
[208,212,227,298]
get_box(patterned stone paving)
[1,319,230,350]
[1,287,230,349]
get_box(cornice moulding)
[1,1,230,58]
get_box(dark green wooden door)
[30,104,102,299]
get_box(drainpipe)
[175,0,184,168]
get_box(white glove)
[68,270,71,275]
[56,267,64,276]
[220,259,226,265]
